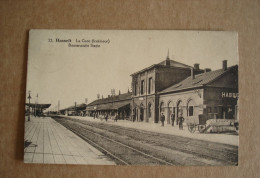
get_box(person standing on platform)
[171,113,175,127]
[105,113,108,122]
[160,113,165,127]
[114,113,118,122]
[178,113,185,130]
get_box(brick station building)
[130,55,204,123]
[158,60,238,125]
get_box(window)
[160,102,165,114]
[134,83,138,96]
[207,107,212,113]
[141,80,145,95]
[148,77,152,94]
[188,106,194,116]
[187,99,194,117]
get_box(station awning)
[111,102,130,110]
[85,107,96,111]
[25,103,51,109]
[96,104,113,111]
[85,101,130,111]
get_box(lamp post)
[111,89,115,116]
[34,93,38,117]
[27,91,31,121]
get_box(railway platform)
[24,116,116,165]
[57,115,239,146]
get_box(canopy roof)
[25,103,51,109]
[85,101,130,111]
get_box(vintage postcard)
[24,30,239,165]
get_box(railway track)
[74,119,238,164]
[55,117,176,165]
[52,116,238,165]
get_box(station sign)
[221,92,239,99]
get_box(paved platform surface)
[24,116,116,165]
[60,115,239,146]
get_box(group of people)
[93,113,119,122]
[160,112,185,130]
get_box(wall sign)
[222,92,239,99]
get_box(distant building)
[60,103,87,116]
[130,55,204,123]
[85,92,132,119]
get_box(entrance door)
[177,100,183,118]
[140,106,144,121]
[168,101,173,124]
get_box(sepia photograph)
[24,30,239,166]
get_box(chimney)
[194,63,200,70]
[204,68,211,73]
[223,60,227,71]
[191,67,195,79]
[108,95,110,98]
[165,49,171,66]
[119,90,121,95]
[165,57,171,66]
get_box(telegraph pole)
[27,91,31,121]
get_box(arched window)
[177,100,183,117]
[160,102,165,114]
[168,101,174,116]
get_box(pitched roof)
[87,92,132,106]
[159,65,238,94]
[157,59,192,68]
[131,58,192,76]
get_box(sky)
[26,30,238,111]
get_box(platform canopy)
[25,103,51,110]
[86,102,130,111]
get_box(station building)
[82,55,238,126]
[130,55,204,123]
[158,60,238,125]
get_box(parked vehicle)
[186,114,239,133]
